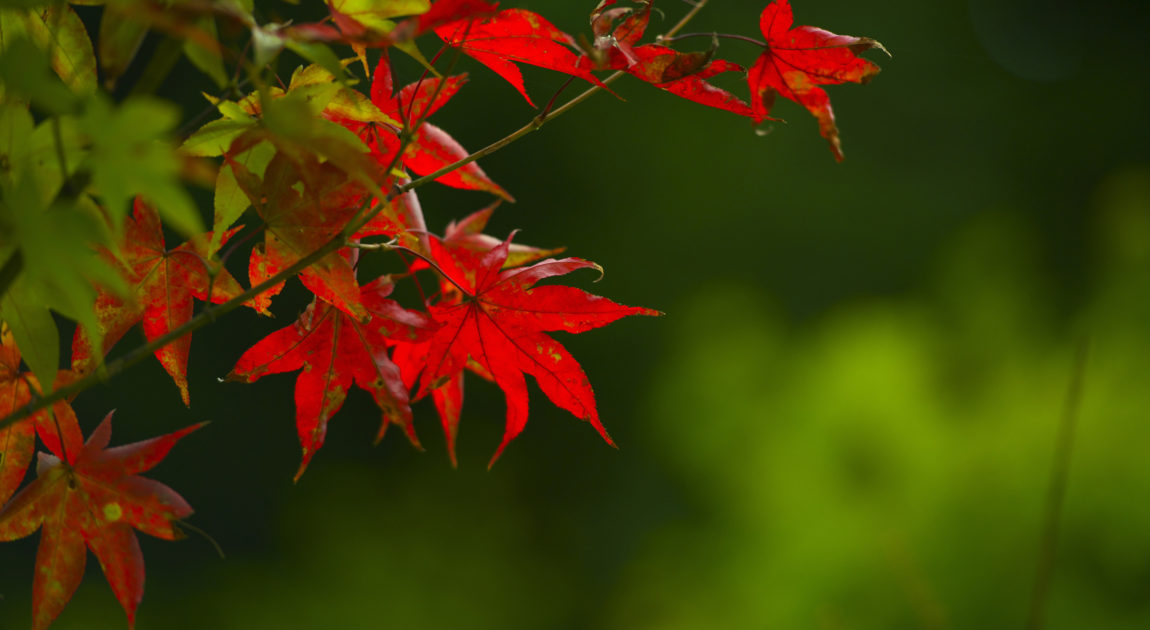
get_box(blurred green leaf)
[0,1,69,7]
[0,275,59,391]
[97,3,148,89]
[283,39,348,83]
[211,138,272,253]
[183,15,228,88]
[25,115,85,203]
[181,117,256,158]
[260,91,377,187]
[0,173,126,390]
[80,95,203,236]
[250,23,285,68]
[327,0,430,30]
[10,3,97,95]
[0,102,34,190]
[0,36,80,114]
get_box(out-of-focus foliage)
[610,180,1150,629]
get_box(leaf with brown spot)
[0,411,202,630]
[0,323,83,507]
[407,235,659,466]
[71,198,248,405]
[435,8,611,107]
[748,0,886,161]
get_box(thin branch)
[539,76,577,120]
[659,32,766,47]
[666,0,710,39]
[176,77,252,139]
[389,243,469,295]
[397,70,627,196]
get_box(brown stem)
[660,32,766,47]
[666,0,710,39]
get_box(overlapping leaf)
[583,1,752,116]
[71,198,247,405]
[228,275,436,479]
[435,8,610,107]
[0,323,82,507]
[350,53,512,201]
[0,412,201,630]
[390,0,499,43]
[406,204,562,274]
[748,0,886,161]
[410,235,659,466]
[229,150,373,318]
[620,45,753,116]
[0,4,97,96]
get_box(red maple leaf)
[748,0,886,161]
[0,412,202,629]
[293,0,499,46]
[390,0,500,43]
[391,206,560,465]
[435,8,611,107]
[227,275,437,480]
[1,325,83,506]
[621,45,753,116]
[406,204,564,274]
[229,150,380,318]
[391,337,468,466]
[71,198,248,404]
[585,2,753,116]
[409,235,659,466]
[359,53,513,201]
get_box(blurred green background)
[4,0,1150,628]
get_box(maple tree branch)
[667,0,710,39]
[0,0,718,432]
[397,70,626,196]
[659,32,767,47]
[348,238,397,251]
[390,243,470,295]
[539,76,577,120]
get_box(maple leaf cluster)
[1,325,201,630]
[0,0,886,627]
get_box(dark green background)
[4,0,1150,627]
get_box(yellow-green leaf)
[327,0,430,32]
[181,117,255,158]
[0,276,59,393]
[23,4,97,95]
[98,3,148,89]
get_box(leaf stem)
[658,32,767,47]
